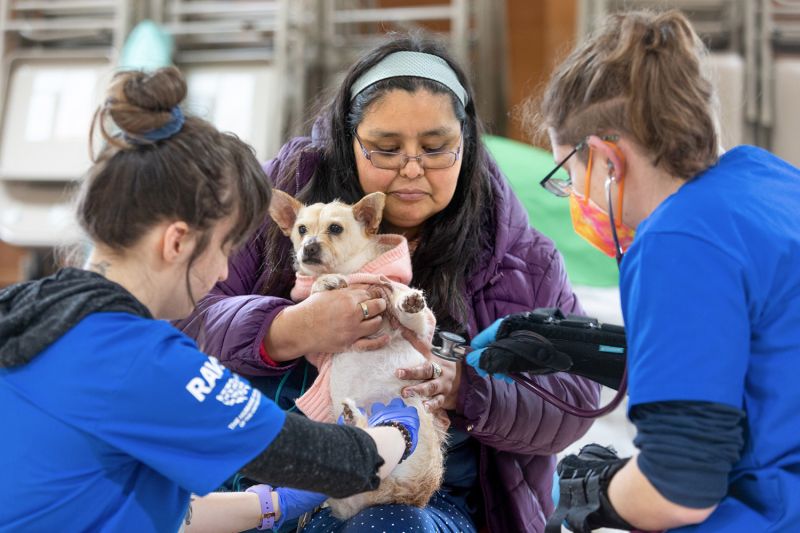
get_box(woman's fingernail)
[396,369,405,378]
[423,402,431,412]
[403,390,415,398]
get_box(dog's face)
[269,190,386,276]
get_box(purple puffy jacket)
[179,136,600,532]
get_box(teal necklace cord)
[274,359,309,413]
[220,363,309,495]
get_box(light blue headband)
[350,51,468,106]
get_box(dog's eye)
[297,225,307,235]
[328,224,343,235]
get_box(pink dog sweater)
[291,234,436,422]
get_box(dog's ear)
[352,192,386,235]
[269,190,303,236]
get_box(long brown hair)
[531,9,719,179]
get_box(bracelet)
[378,421,413,463]
[259,341,280,367]
[245,484,277,530]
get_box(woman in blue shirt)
[479,8,800,533]
[0,67,419,533]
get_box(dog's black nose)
[303,241,321,261]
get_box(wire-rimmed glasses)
[354,130,462,170]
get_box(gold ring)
[359,302,369,319]
[430,361,442,379]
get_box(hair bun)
[643,25,668,52]
[643,12,698,54]
[105,66,187,137]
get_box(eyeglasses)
[354,130,462,170]
[539,135,619,197]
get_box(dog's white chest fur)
[330,332,427,414]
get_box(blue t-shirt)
[620,146,800,532]
[0,312,286,532]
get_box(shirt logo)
[185,356,226,402]
[216,375,251,406]
[228,389,261,430]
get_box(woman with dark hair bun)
[0,67,420,532]
[180,34,600,532]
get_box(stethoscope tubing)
[510,366,628,419]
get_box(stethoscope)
[430,173,629,419]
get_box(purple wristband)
[245,484,277,531]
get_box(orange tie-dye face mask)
[568,145,635,258]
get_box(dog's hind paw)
[340,399,368,428]
[312,274,349,293]
[400,291,425,314]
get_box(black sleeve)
[241,413,384,498]
[631,400,745,508]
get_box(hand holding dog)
[266,286,389,359]
[397,357,461,412]
[336,398,420,458]
[368,398,420,458]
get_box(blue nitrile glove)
[275,487,327,528]
[470,317,504,349]
[552,469,560,508]
[466,348,514,383]
[367,397,420,461]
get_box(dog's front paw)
[312,274,349,293]
[400,291,425,314]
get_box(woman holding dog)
[180,35,600,532]
[0,67,421,532]
[485,9,800,533]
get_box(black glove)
[479,329,573,375]
[545,444,635,533]
[480,309,627,390]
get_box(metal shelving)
[317,0,508,133]
[149,0,313,159]
[0,0,138,247]
[0,0,509,252]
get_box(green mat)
[483,135,619,287]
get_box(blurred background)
[4,0,799,285]
[3,0,800,290]
[1,2,796,526]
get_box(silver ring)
[430,361,442,380]
[359,302,369,319]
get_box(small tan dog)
[269,190,446,519]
